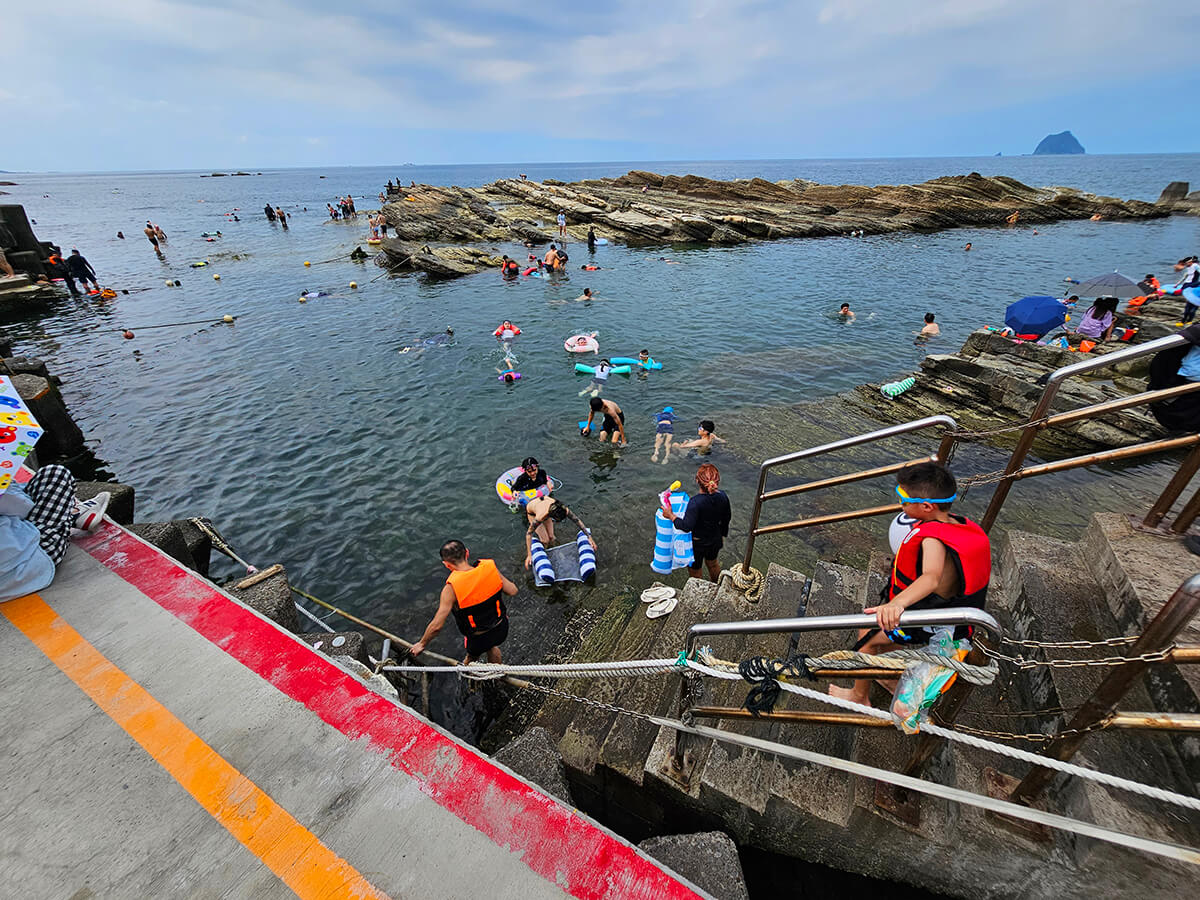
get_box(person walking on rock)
[557,210,567,238]
[411,540,518,664]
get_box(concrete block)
[75,481,135,525]
[494,726,574,806]
[227,567,299,632]
[301,631,368,666]
[173,519,211,578]
[2,356,49,379]
[639,831,748,900]
[128,522,196,573]
[13,373,84,459]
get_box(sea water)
[3,154,1199,685]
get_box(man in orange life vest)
[830,462,991,708]
[411,540,518,664]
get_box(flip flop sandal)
[646,596,678,619]
[640,583,676,604]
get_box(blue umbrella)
[1005,295,1067,337]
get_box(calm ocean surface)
[4,154,1199,688]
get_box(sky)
[5,0,1199,171]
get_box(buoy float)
[299,296,307,303]
[122,330,135,340]
[213,274,221,280]
[165,279,173,286]
[222,315,234,323]
[349,281,357,289]
[304,261,311,267]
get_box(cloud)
[4,0,1198,169]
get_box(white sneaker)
[75,491,111,533]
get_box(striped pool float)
[652,491,693,574]
[577,530,596,580]
[529,534,556,585]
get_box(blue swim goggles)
[895,485,958,504]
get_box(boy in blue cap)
[652,406,676,463]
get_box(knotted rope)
[718,563,765,603]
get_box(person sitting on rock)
[1073,296,1118,342]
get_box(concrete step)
[528,589,640,743]
[594,577,720,787]
[696,564,809,817]
[765,560,867,834]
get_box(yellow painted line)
[1,594,389,900]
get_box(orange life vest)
[447,559,505,635]
[888,515,990,612]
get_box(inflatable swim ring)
[367,239,382,245]
[495,466,557,508]
[610,356,663,370]
[575,363,631,375]
[494,323,522,338]
[565,333,599,353]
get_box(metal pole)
[690,706,893,727]
[980,333,1187,533]
[1009,573,1200,807]
[1144,445,1200,528]
[1012,434,1200,481]
[1170,483,1200,534]
[1105,712,1200,732]
[742,465,770,573]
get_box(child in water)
[675,420,725,455]
[579,358,612,397]
[651,406,676,463]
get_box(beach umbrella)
[1004,295,1067,338]
[0,373,43,493]
[1071,271,1142,299]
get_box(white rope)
[684,660,1200,814]
[294,601,336,633]
[657,716,1200,866]
[382,658,685,680]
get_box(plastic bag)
[890,630,970,734]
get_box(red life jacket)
[888,515,990,611]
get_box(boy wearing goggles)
[831,461,990,708]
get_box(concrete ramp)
[0,523,705,900]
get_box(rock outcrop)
[375,171,1163,280]
[1033,130,1085,154]
[1156,181,1200,216]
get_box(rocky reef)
[1156,181,1200,216]
[375,171,1165,278]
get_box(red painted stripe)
[81,525,701,900]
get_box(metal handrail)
[980,333,1188,531]
[685,607,1003,655]
[741,415,958,572]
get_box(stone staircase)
[522,514,1200,898]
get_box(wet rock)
[128,520,210,577]
[2,356,50,379]
[376,171,1166,253]
[639,831,749,900]
[13,373,85,460]
[302,632,368,666]
[494,726,574,805]
[377,239,503,279]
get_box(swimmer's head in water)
[446,327,454,335]
[840,304,850,312]
[589,397,603,412]
[699,419,715,435]
[924,312,936,324]
[503,373,515,383]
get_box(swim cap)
[663,406,673,414]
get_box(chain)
[949,717,1112,744]
[958,704,1080,720]
[981,643,1176,670]
[1000,635,1139,650]
[945,415,1052,442]
[523,680,665,726]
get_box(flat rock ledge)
[849,329,1171,456]
[374,171,1166,278]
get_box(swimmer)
[580,264,601,271]
[675,420,724,455]
[494,320,521,341]
[919,312,940,336]
[116,231,125,240]
[399,327,454,353]
[582,396,627,446]
[657,257,681,265]
[964,242,972,252]
[638,349,652,366]
[839,303,855,320]
[579,358,612,397]
[144,221,163,258]
[574,288,594,302]
[651,406,676,463]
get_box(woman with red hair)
[664,464,731,582]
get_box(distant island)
[1033,131,1085,155]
